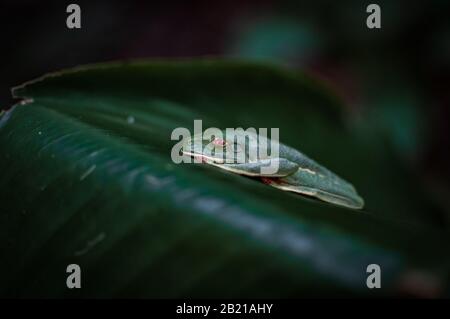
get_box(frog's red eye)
[213,138,227,146]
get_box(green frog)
[182,130,364,210]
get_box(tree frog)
[182,130,364,209]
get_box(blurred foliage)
[0,60,449,297]
[230,17,321,65]
[0,0,449,298]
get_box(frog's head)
[181,131,248,164]
[181,130,286,176]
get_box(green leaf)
[0,60,448,297]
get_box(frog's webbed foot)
[219,158,298,177]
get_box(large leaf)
[0,60,448,297]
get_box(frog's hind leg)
[270,182,364,209]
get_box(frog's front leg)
[220,158,298,177]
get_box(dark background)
[1,0,449,213]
